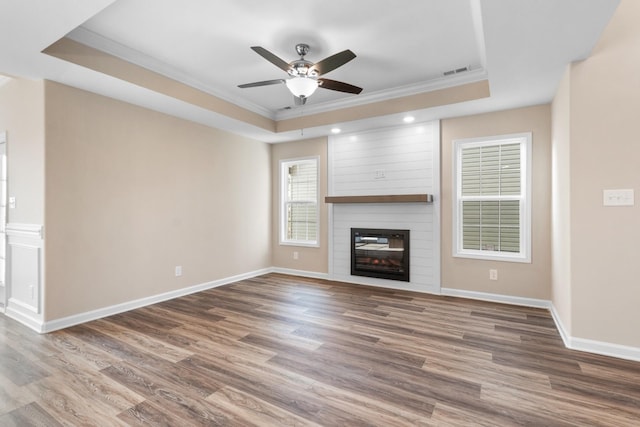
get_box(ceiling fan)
[238,43,363,105]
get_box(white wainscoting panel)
[8,244,40,313]
[328,122,440,293]
[5,223,44,331]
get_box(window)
[280,157,319,246]
[453,133,531,262]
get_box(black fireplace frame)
[351,228,410,282]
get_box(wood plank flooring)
[1,273,640,426]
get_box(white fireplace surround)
[328,121,440,293]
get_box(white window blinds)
[281,158,319,245]
[454,134,531,262]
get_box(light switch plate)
[603,189,634,206]
[8,196,15,209]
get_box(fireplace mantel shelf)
[325,194,433,204]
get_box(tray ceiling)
[0,0,621,142]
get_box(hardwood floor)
[1,273,640,426]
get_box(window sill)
[454,251,531,264]
[280,241,320,248]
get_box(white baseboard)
[5,305,44,333]
[41,268,272,333]
[11,266,640,363]
[270,267,330,280]
[441,287,640,362]
[440,287,551,309]
[548,303,571,348]
[549,303,640,362]
[569,336,640,362]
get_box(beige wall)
[45,39,489,137]
[550,66,573,334]
[44,81,271,320]
[44,38,275,132]
[7,0,638,355]
[441,105,552,299]
[0,78,45,224]
[557,0,640,347]
[270,137,328,274]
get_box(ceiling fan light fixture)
[286,76,318,98]
[239,44,362,103]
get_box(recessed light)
[331,128,341,134]
[403,116,415,123]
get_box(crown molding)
[67,26,488,124]
[275,68,488,121]
[67,26,276,119]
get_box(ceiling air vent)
[443,66,469,77]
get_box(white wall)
[551,66,573,336]
[329,122,440,293]
[0,78,45,327]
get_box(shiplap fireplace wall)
[328,121,441,293]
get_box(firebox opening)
[351,228,410,282]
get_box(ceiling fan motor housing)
[289,59,316,78]
[295,43,310,57]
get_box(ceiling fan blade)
[238,79,285,88]
[294,95,307,106]
[318,78,363,94]
[311,49,356,75]
[251,46,291,73]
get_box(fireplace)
[351,228,410,282]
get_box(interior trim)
[270,268,330,280]
[9,257,637,363]
[43,37,490,138]
[276,80,490,133]
[43,37,277,132]
[325,194,433,204]
[440,287,550,309]
[549,303,640,362]
[6,223,43,239]
[5,304,44,332]
[443,287,640,362]
[40,267,272,333]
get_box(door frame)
[0,131,6,311]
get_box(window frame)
[279,156,320,247]
[452,133,532,263]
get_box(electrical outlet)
[293,251,299,260]
[175,265,182,277]
[489,269,498,281]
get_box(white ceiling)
[0,0,620,142]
